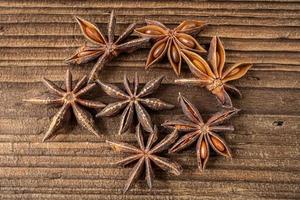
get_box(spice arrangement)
[24,10,253,193]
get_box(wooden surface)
[0,0,300,199]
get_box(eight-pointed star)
[163,93,239,171]
[176,36,253,107]
[135,19,206,76]
[66,10,149,83]
[24,70,105,141]
[96,73,174,134]
[107,124,182,193]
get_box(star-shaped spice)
[96,73,174,134]
[24,70,105,141]
[106,124,182,193]
[176,36,253,107]
[162,93,239,171]
[66,10,150,83]
[135,19,206,76]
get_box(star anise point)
[163,94,237,171]
[107,124,182,193]
[177,36,253,107]
[135,20,206,76]
[24,70,105,141]
[97,74,174,134]
[67,11,150,83]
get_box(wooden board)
[0,0,299,199]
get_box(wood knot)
[272,120,284,127]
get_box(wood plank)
[1,114,299,136]
[0,0,299,10]
[1,37,300,53]
[1,81,299,115]
[0,66,300,88]
[1,7,299,19]
[0,166,298,184]
[1,14,300,27]
[1,47,300,65]
[1,23,299,40]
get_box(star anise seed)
[162,93,239,171]
[24,70,105,141]
[66,10,150,83]
[176,36,253,107]
[107,124,182,193]
[135,19,206,76]
[96,73,174,134]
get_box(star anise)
[66,10,149,83]
[96,73,174,134]
[135,19,206,76]
[106,124,182,193]
[24,70,105,141]
[162,93,239,171]
[176,36,253,107]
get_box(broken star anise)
[24,70,105,142]
[135,19,206,76]
[66,10,149,83]
[176,36,253,107]
[162,93,239,171]
[106,124,182,193]
[96,73,174,134]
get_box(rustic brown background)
[0,0,300,199]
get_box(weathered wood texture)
[0,0,300,199]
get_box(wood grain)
[0,0,299,199]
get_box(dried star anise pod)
[96,73,174,134]
[135,19,206,76]
[162,93,239,171]
[176,36,253,107]
[24,70,105,141]
[66,10,149,83]
[106,124,182,193]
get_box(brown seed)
[77,50,94,57]
[178,36,195,48]
[171,45,180,63]
[85,27,103,43]
[153,42,166,58]
[192,59,207,74]
[200,140,207,159]
[216,52,220,67]
[175,125,182,129]
[181,22,197,31]
[228,68,240,76]
[176,124,189,130]
[145,29,162,35]
[210,135,225,152]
